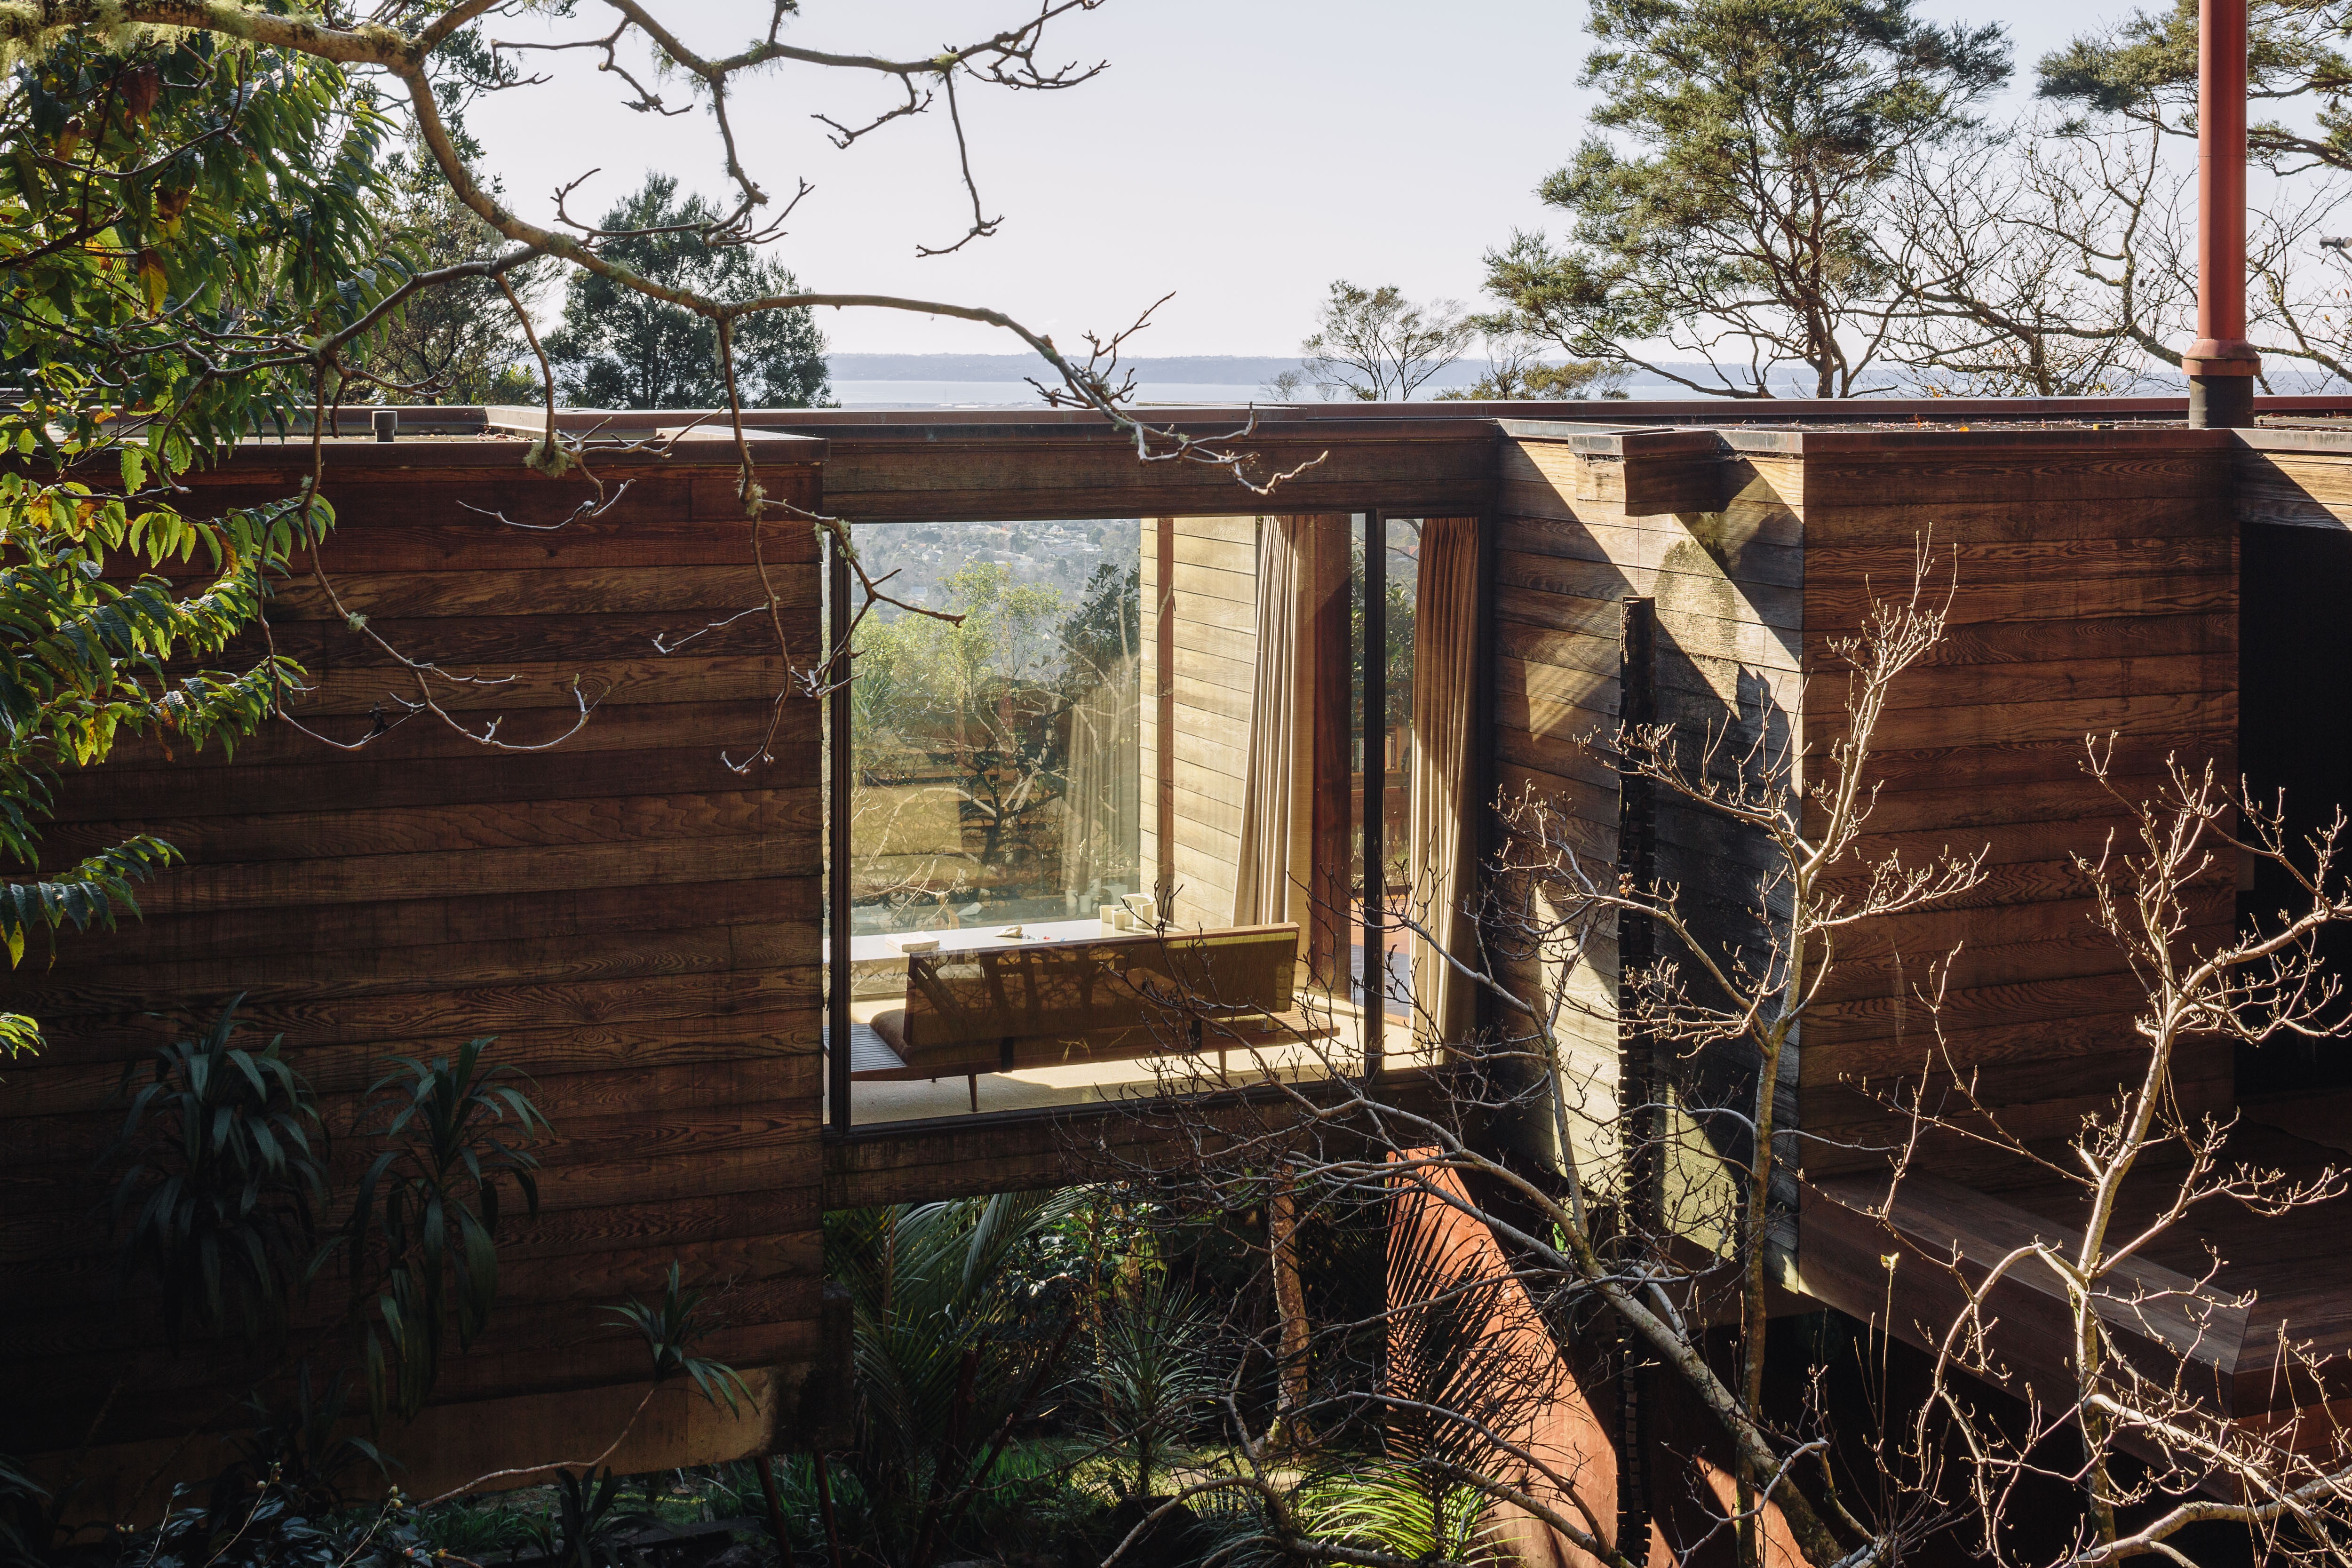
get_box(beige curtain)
[1410,517,1479,1046]
[1234,515,1302,928]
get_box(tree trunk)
[1268,1172,1314,1448]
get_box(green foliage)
[349,1038,548,1425]
[1481,0,2009,397]
[1298,281,1478,400]
[348,135,543,405]
[1295,1466,1501,1566]
[0,1452,49,1568]
[544,173,830,410]
[851,560,1079,901]
[602,1262,755,1415]
[1081,1273,1223,1504]
[404,1492,541,1560]
[141,1479,350,1568]
[1,31,405,1048]
[826,1193,1082,1566]
[531,1469,655,1568]
[104,998,329,1347]
[217,1364,386,1519]
[2,34,398,454]
[1059,560,1142,692]
[2037,0,2352,174]
[1434,345,1629,401]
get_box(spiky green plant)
[347,1037,547,1424]
[1085,1272,1223,1503]
[603,1261,753,1415]
[104,997,328,1346]
[531,1469,654,1568]
[826,1192,1081,1567]
[1297,1465,1502,1566]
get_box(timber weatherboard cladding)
[0,441,826,1504]
[0,404,2296,1506]
[1781,428,2239,1188]
[1489,424,2241,1196]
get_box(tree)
[1878,119,2189,396]
[1082,547,2352,1568]
[826,1194,1081,1568]
[343,31,547,406]
[2038,0,2352,179]
[349,136,544,405]
[1481,0,2010,398]
[542,173,830,410]
[1298,280,1479,401]
[2030,2,2352,390]
[1434,328,1630,400]
[0,5,1301,1041]
[0,30,397,1052]
[850,563,1074,918]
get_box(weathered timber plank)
[35,790,816,871]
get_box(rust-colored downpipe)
[2185,0,2262,427]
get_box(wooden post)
[755,1453,794,1556]
[827,536,854,1134]
[1616,595,1660,1560]
[1363,512,1386,1079]
[2185,0,2261,427]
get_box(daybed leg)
[968,1074,979,1113]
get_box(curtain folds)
[1234,515,1303,929]
[1409,517,1480,1047]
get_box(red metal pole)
[2186,0,2260,426]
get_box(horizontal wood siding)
[1144,517,1263,930]
[1492,438,1803,1186]
[1789,431,2239,1190]
[0,450,824,1510]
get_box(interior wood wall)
[0,444,825,1511]
[1141,515,1318,933]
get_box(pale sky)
[461,1,2141,358]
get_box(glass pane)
[847,520,1144,936]
[1385,515,1420,907]
[1344,516,1420,1019]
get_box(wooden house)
[8,396,2352,1517]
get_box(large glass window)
[825,513,1451,1125]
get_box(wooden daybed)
[845,923,1313,1110]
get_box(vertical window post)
[1362,511,1386,1079]
[827,534,854,1134]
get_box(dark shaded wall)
[0,442,825,1514]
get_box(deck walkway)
[1801,1091,2352,1438]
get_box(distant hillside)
[828,352,1367,384]
[825,351,1746,392]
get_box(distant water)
[831,375,1704,410]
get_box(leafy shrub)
[0,1455,50,1568]
[530,1469,653,1568]
[104,999,328,1346]
[214,1365,383,1520]
[604,1265,752,1415]
[348,1038,547,1423]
